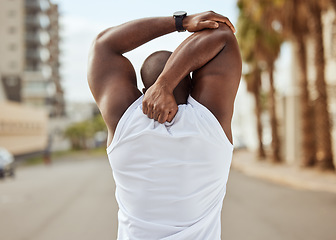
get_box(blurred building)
[0,0,64,116]
[0,101,48,156]
[23,0,65,117]
[47,3,65,117]
[0,0,64,156]
[0,0,25,102]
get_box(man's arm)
[142,23,242,144]
[191,24,242,145]
[142,23,235,123]
[87,11,235,145]
[87,17,177,139]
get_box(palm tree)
[275,0,317,167]
[260,32,283,163]
[245,65,266,159]
[331,0,336,11]
[308,0,335,170]
[237,0,283,162]
[237,0,335,169]
[237,3,266,159]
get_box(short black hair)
[140,50,172,89]
[140,50,191,104]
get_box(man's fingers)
[222,20,235,33]
[210,12,236,33]
[199,20,219,30]
[153,111,160,121]
[142,102,148,114]
[142,87,178,123]
[224,20,236,33]
[144,102,155,119]
[215,18,235,33]
[167,108,178,122]
[167,112,175,123]
[147,109,154,119]
[158,111,169,124]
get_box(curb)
[231,150,336,194]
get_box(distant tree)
[308,0,335,170]
[237,0,283,162]
[244,65,266,159]
[266,0,317,167]
[64,115,107,150]
[237,5,266,159]
[237,0,335,169]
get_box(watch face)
[174,11,187,17]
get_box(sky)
[52,0,240,102]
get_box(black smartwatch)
[173,11,187,32]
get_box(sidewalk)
[231,149,336,194]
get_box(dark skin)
[88,11,241,147]
[140,50,192,106]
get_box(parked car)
[0,147,15,179]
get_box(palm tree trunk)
[253,67,266,159]
[296,36,316,167]
[268,62,281,162]
[331,0,336,10]
[309,2,335,170]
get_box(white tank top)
[107,95,233,240]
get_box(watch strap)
[174,11,187,32]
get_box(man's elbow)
[91,27,117,54]
[95,27,114,43]
[216,22,236,43]
[197,22,236,47]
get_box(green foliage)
[23,148,107,166]
[237,0,284,66]
[64,115,107,150]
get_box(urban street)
[2,1,336,240]
[0,154,335,240]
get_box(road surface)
[0,155,335,240]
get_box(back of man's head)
[140,50,191,104]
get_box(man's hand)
[142,11,235,123]
[142,82,178,124]
[184,11,236,33]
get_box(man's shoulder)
[102,88,141,129]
